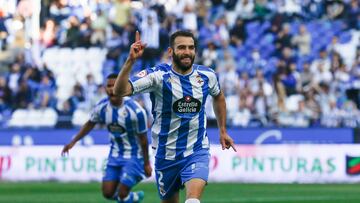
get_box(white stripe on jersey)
[202,117,209,148]
[105,103,112,124]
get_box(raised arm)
[212,92,236,152]
[113,31,147,97]
[61,120,96,156]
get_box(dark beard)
[172,52,195,72]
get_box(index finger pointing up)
[135,31,140,42]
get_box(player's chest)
[160,74,208,116]
[162,74,208,99]
[103,107,129,134]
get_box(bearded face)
[172,51,195,72]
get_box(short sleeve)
[89,102,106,123]
[209,72,221,96]
[129,69,157,94]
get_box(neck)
[110,99,123,107]
[172,64,193,75]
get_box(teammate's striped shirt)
[90,97,148,165]
[129,63,220,160]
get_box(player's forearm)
[113,58,135,96]
[71,121,96,144]
[138,134,150,164]
[213,92,227,134]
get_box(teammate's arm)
[113,31,146,97]
[61,120,96,156]
[137,133,152,177]
[212,92,237,152]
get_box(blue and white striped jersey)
[90,97,148,165]
[129,63,221,160]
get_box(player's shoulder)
[124,97,145,113]
[149,63,171,73]
[195,64,216,74]
[95,97,109,107]
[134,63,170,78]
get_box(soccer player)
[61,73,152,203]
[113,30,236,203]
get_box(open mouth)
[181,57,192,63]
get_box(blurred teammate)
[113,30,236,203]
[61,73,152,203]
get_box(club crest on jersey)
[136,70,147,78]
[121,109,128,117]
[173,96,201,114]
[166,77,174,84]
[195,75,204,86]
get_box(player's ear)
[167,46,173,56]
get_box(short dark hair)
[169,30,197,49]
[106,73,118,80]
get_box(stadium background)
[0,0,360,202]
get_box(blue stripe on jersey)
[124,107,138,157]
[194,72,209,151]
[157,73,173,159]
[112,107,124,157]
[176,75,192,158]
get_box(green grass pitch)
[0,182,360,203]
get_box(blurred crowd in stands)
[0,0,359,128]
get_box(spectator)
[110,0,131,34]
[13,80,32,109]
[40,19,58,48]
[90,10,108,46]
[321,99,342,127]
[55,100,73,128]
[140,12,160,68]
[0,75,12,112]
[34,75,57,109]
[311,49,331,74]
[64,16,81,48]
[230,17,247,47]
[298,61,313,92]
[292,24,311,56]
[201,41,218,69]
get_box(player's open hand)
[220,132,237,152]
[61,142,75,156]
[129,31,146,60]
[144,162,152,177]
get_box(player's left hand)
[144,162,152,177]
[220,133,237,152]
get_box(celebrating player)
[113,30,236,203]
[61,73,152,203]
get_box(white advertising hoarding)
[1,145,360,183]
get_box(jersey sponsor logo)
[136,70,147,78]
[107,124,126,134]
[173,96,201,114]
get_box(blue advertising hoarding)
[0,128,354,145]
